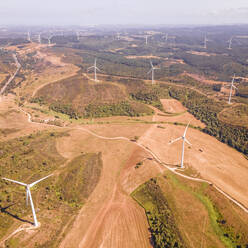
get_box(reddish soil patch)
[161,99,186,113]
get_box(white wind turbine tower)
[228,74,237,104]
[164,33,168,42]
[147,61,160,85]
[27,31,31,42]
[145,35,148,45]
[87,58,101,82]
[228,36,233,49]
[76,31,80,41]
[48,35,53,45]
[2,174,52,227]
[38,33,41,44]
[204,35,208,49]
[169,122,192,169]
[117,32,120,40]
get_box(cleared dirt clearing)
[160,99,186,113]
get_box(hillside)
[0,131,103,247]
[132,174,248,248]
[1,26,248,248]
[31,75,153,118]
[218,104,248,128]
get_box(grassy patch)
[167,172,248,248]
[55,153,102,208]
[0,131,66,239]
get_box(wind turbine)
[76,31,80,41]
[145,35,148,45]
[169,122,192,169]
[228,37,233,50]
[48,35,53,45]
[27,31,31,42]
[2,174,52,227]
[204,35,208,49]
[116,32,120,40]
[87,58,101,82]
[38,33,41,44]
[164,33,168,42]
[228,74,237,104]
[147,61,160,85]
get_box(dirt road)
[0,53,21,95]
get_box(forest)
[168,85,248,155]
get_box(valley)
[0,26,248,248]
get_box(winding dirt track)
[2,47,248,247]
[21,108,248,215]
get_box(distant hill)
[32,75,153,118]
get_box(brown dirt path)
[149,102,205,128]
[58,125,158,248]
[139,109,248,208]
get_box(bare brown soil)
[149,102,205,128]
[160,99,186,113]
[187,51,218,57]
[220,85,235,95]
[159,175,225,248]
[58,126,158,248]
[162,58,185,67]
[0,95,49,141]
[35,51,66,67]
[139,111,248,208]
[1,44,248,248]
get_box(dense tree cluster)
[168,87,248,155]
[133,179,185,248]
[83,101,153,118]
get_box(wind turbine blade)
[150,61,154,68]
[169,137,182,144]
[96,67,101,72]
[2,178,27,187]
[147,69,152,74]
[29,174,53,188]
[87,66,94,71]
[183,121,190,137]
[185,138,192,146]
